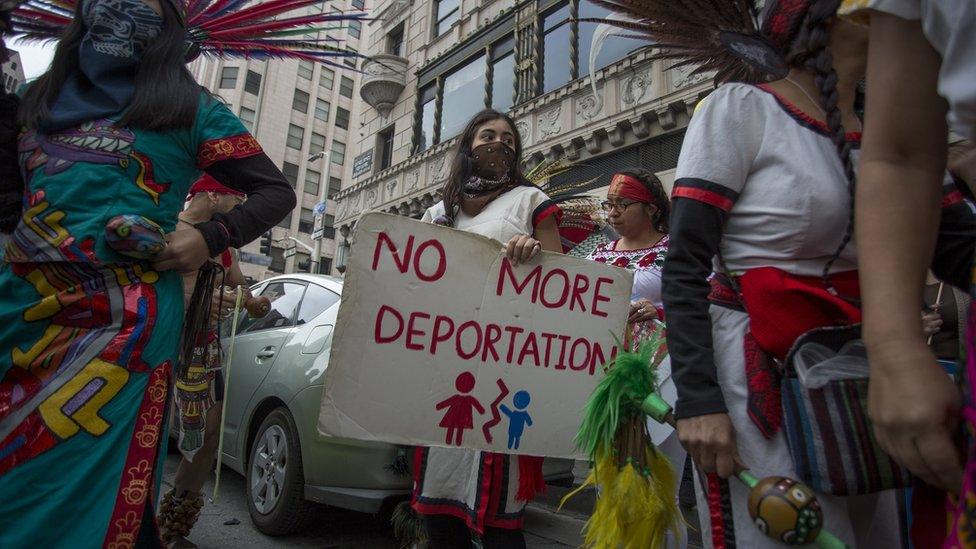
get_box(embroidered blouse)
[587,235,669,314]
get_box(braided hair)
[616,169,671,234]
[784,0,856,292]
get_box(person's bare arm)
[533,214,562,253]
[856,11,962,492]
[225,250,248,290]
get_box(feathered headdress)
[526,157,616,257]
[5,0,366,67]
[583,0,817,86]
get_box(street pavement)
[161,450,587,548]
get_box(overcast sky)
[12,39,56,80]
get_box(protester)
[158,175,253,548]
[587,0,907,545]
[587,169,670,329]
[415,109,561,548]
[0,0,296,546]
[832,5,976,543]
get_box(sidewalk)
[527,477,704,549]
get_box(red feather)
[195,0,327,31]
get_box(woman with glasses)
[587,169,671,330]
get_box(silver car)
[214,274,411,535]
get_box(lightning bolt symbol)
[483,379,509,444]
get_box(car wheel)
[245,407,316,535]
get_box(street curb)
[523,504,586,547]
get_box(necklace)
[784,76,826,116]
[784,76,864,132]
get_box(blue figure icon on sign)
[499,390,533,450]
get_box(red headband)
[609,174,653,204]
[187,174,246,199]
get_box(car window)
[297,284,341,325]
[240,281,306,334]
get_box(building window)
[219,66,238,89]
[440,53,486,141]
[298,60,314,80]
[349,20,361,39]
[320,67,335,90]
[299,207,314,234]
[287,124,305,150]
[387,24,405,56]
[335,106,350,129]
[322,257,333,274]
[415,84,437,152]
[434,0,459,36]
[351,0,364,8]
[239,107,256,131]
[277,210,293,229]
[304,169,321,196]
[344,47,358,68]
[339,76,354,98]
[282,162,300,187]
[490,36,516,112]
[315,98,331,122]
[377,125,395,171]
[541,3,572,94]
[292,89,310,113]
[331,140,346,165]
[244,70,262,95]
[323,214,336,239]
[329,177,342,198]
[309,132,326,155]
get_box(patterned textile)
[0,94,260,548]
[946,263,976,548]
[174,332,220,462]
[587,236,669,309]
[411,447,541,533]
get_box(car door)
[222,279,307,461]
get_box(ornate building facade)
[334,0,712,268]
[188,0,369,280]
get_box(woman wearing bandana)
[415,110,561,548]
[0,0,295,547]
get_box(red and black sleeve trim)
[662,197,729,419]
[197,133,264,168]
[532,200,562,228]
[672,178,740,213]
[933,174,976,291]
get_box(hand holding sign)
[319,213,633,458]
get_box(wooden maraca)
[244,295,271,317]
[641,393,847,549]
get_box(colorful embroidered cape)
[0,93,262,548]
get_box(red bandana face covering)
[609,173,653,204]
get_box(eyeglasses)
[601,199,639,213]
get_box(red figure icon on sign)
[436,372,485,446]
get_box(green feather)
[574,327,666,459]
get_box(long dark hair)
[615,168,670,233]
[784,0,856,289]
[442,109,529,220]
[18,0,201,132]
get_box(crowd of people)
[0,0,974,548]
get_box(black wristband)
[194,219,231,257]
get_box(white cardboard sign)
[318,213,633,459]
